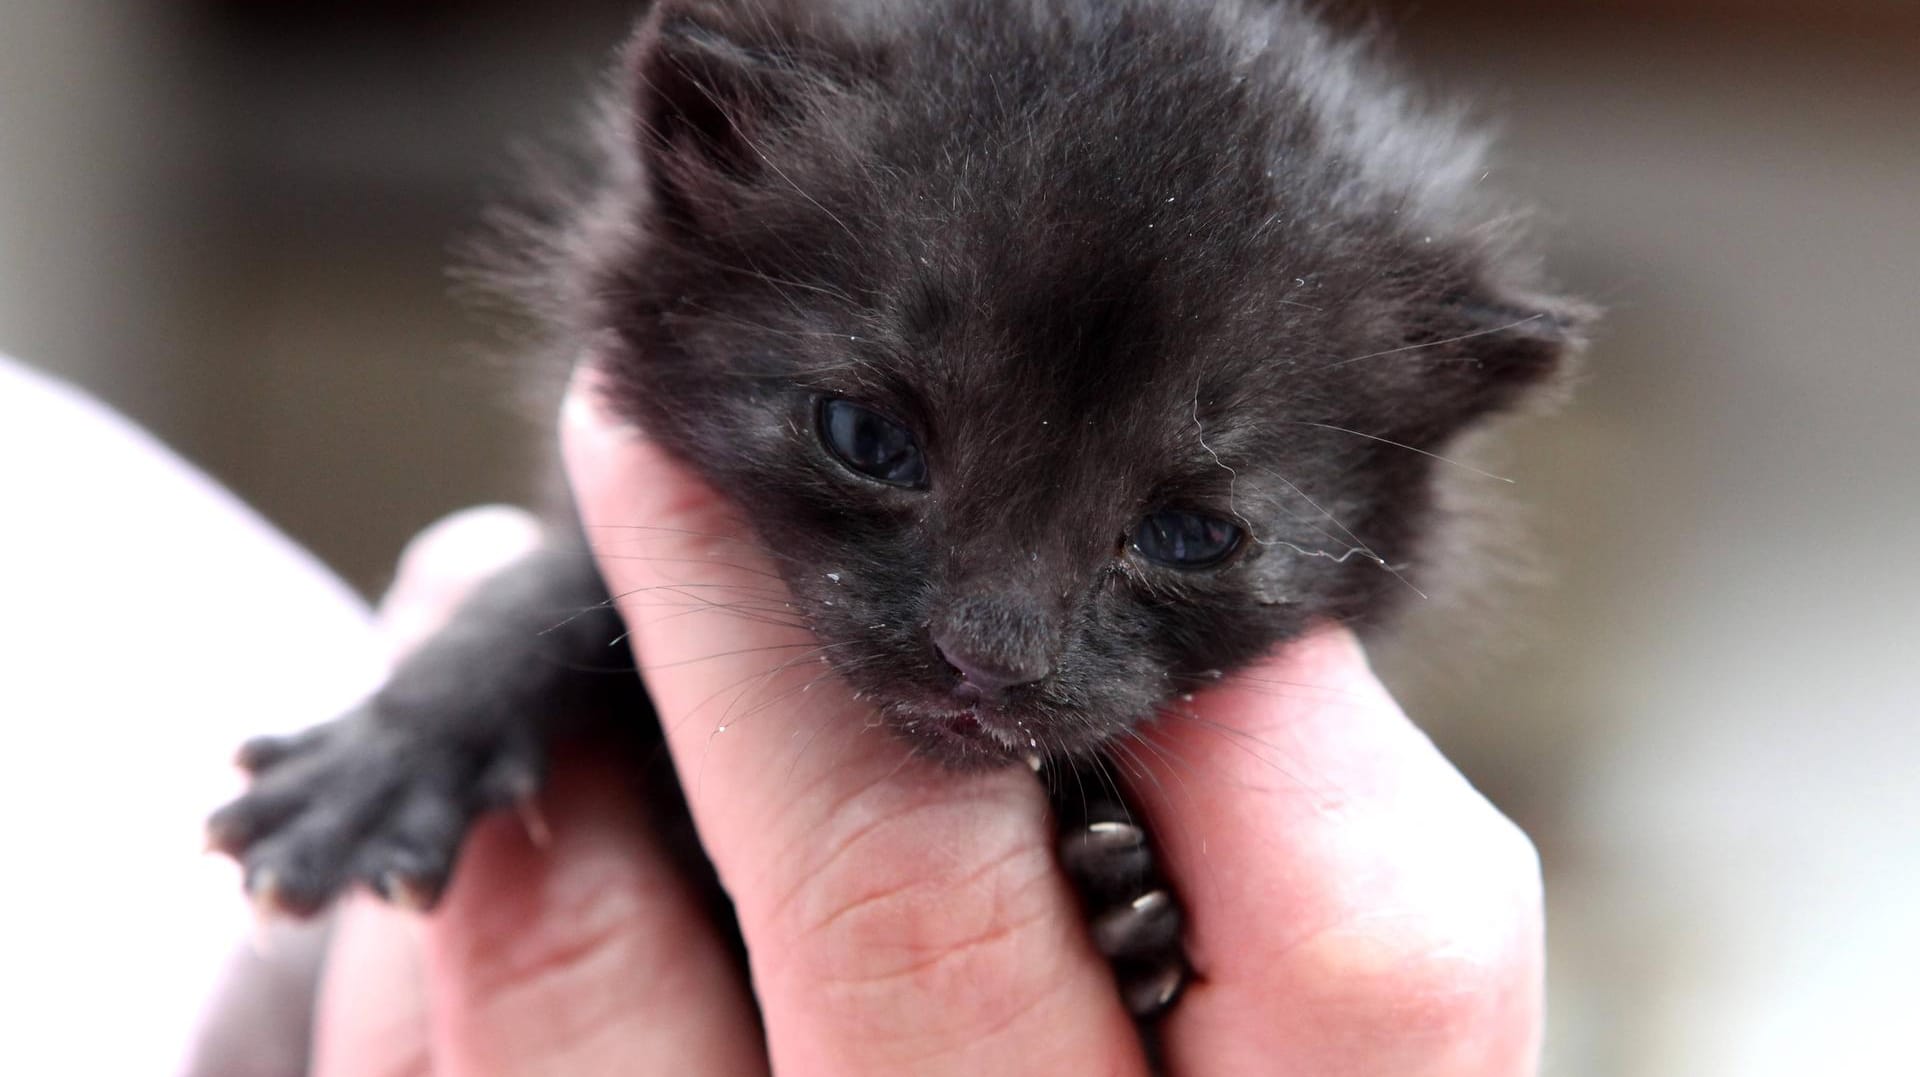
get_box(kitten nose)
[934,637,1047,700]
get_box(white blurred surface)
[0,356,379,1074]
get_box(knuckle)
[1282,913,1530,1063]
[1268,805,1545,1063]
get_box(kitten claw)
[376,871,437,912]
[514,794,552,850]
[234,728,325,774]
[1044,767,1191,1027]
[233,733,285,774]
[247,868,290,919]
[1071,819,1145,852]
[212,699,548,921]
[204,821,235,857]
[1060,819,1152,892]
[1120,961,1188,1019]
[1091,888,1180,958]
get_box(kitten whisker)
[1317,313,1545,370]
[1285,420,1514,483]
[642,601,810,632]
[578,521,813,568]
[678,646,872,803]
[1104,734,1204,872]
[631,640,830,675]
[542,584,800,646]
[590,552,792,583]
[672,643,845,737]
[602,582,810,631]
[1252,464,1428,600]
[777,662,894,787]
[1213,669,1372,704]
[1157,707,1320,797]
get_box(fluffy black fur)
[205,0,1587,1059]
[565,0,1588,762]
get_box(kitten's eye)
[818,398,928,488]
[1131,510,1242,568]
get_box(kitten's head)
[576,0,1589,766]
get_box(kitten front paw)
[207,706,543,917]
[1055,794,1191,1019]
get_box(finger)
[313,898,431,1077]
[376,504,544,656]
[1136,628,1544,1077]
[416,747,768,1076]
[563,379,1148,1077]
[314,505,536,1077]
[317,504,767,1077]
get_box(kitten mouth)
[890,701,1039,765]
[944,710,985,736]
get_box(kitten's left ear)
[628,1,874,228]
[1375,280,1595,440]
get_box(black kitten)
[208,0,1587,1042]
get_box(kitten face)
[580,0,1588,766]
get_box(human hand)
[312,379,1544,1076]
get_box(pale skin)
[312,378,1545,1076]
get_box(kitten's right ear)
[629,1,860,225]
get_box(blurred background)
[2,1,1915,1073]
